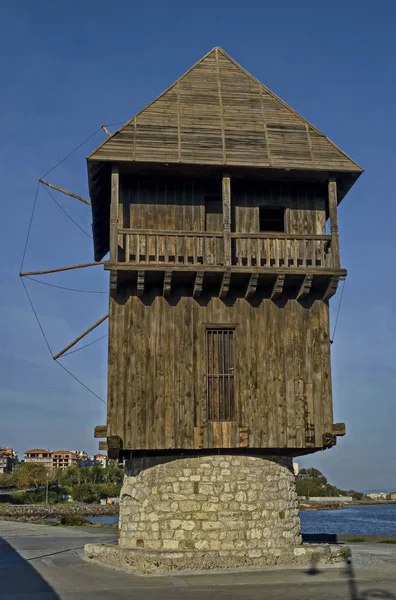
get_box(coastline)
[300,500,396,511]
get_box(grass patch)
[344,537,367,543]
[377,540,396,544]
[59,515,89,526]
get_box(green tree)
[12,463,48,488]
[0,473,14,488]
[97,482,122,498]
[71,484,99,503]
[299,468,324,479]
[57,466,80,487]
[105,460,124,484]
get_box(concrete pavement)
[1,520,396,599]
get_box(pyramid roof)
[88,47,362,174]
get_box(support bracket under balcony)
[219,272,231,298]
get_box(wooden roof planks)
[88,47,362,175]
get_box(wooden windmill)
[22,47,362,463]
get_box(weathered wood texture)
[94,425,108,438]
[110,165,119,262]
[114,176,337,269]
[107,293,333,452]
[328,178,340,268]
[89,48,361,174]
[222,176,231,266]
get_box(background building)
[51,450,79,469]
[24,449,52,469]
[0,447,18,473]
[77,452,108,468]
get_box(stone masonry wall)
[119,455,302,557]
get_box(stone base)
[84,454,350,573]
[84,543,351,574]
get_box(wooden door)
[206,328,235,421]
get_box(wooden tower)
[89,47,362,462]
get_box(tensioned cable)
[20,125,111,405]
[24,276,107,294]
[330,279,346,344]
[56,362,107,405]
[41,126,103,179]
[42,185,92,239]
[103,121,125,127]
[20,278,107,405]
[20,277,53,355]
[20,181,40,272]
[61,334,108,357]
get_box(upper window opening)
[259,207,285,232]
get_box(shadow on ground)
[0,536,60,599]
[306,553,396,600]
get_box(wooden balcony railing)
[117,230,335,269]
[231,233,333,268]
[118,229,224,266]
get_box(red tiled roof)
[25,449,50,454]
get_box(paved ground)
[1,520,396,599]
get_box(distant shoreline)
[299,500,396,511]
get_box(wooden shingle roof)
[88,47,362,174]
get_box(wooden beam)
[107,435,123,460]
[333,422,346,437]
[323,432,337,449]
[245,273,258,298]
[20,262,105,277]
[297,274,313,300]
[219,272,231,298]
[101,125,111,137]
[193,272,204,298]
[98,441,108,451]
[194,426,204,449]
[239,427,249,448]
[323,275,340,301]
[110,164,119,262]
[94,425,108,438]
[53,314,109,360]
[137,271,145,296]
[222,176,231,266]
[110,270,117,295]
[163,271,172,297]
[271,274,285,300]
[39,179,91,206]
[328,178,340,268]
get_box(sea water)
[89,504,396,536]
[300,504,396,536]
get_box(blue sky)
[1,0,395,490]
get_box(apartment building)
[0,447,18,473]
[51,450,79,469]
[24,449,52,468]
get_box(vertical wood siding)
[107,294,333,451]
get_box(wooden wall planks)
[120,176,326,235]
[107,293,332,453]
[116,176,334,268]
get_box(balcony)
[108,230,344,300]
[115,230,336,270]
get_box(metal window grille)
[206,328,235,421]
